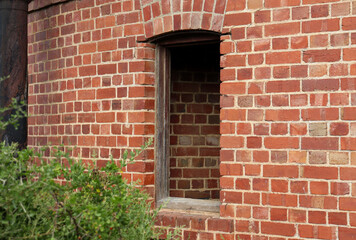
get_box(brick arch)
[140,0,228,39]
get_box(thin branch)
[51,192,81,238]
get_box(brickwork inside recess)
[27,0,356,239]
[169,44,220,200]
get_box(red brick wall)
[28,0,356,239]
[169,44,220,200]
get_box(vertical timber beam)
[155,46,170,204]
[0,0,28,146]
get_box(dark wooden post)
[0,0,28,146]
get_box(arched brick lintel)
[140,0,227,39]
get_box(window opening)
[169,44,220,200]
[153,31,221,212]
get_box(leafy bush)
[0,99,178,239]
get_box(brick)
[344,48,356,61]
[97,136,116,147]
[343,17,356,30]
[309,64,327,77]
[341,78,356,90]
[236,41,252,53]
[245,164,260,176]
[270,150,287,163]
[328,212,347,225]
[310,181,328,195]
[291,66,307,79]
[79,66,96,76]
[272,38,289,50]
[221,191,242,204]
[78,90,95,100]
[98,39,117,51]
[98,64,116,75]
[266,80,299,93]
[254,39,270,51]
[310,34,328,47]
[331,182,350,195]
[330,64,349,77]
[311,4,329,18]
[221,55,246,67]
[302,79,339,91]
[266,51,301,64]
[248,0,262,9]
[231,27,245,40]
[265,137,299,149]
[237,68,252,80]
[265,22,299,37]
[309,211,326,224]
[235,205,251,219]
[261,222,296,237]
[266,109,300,121]
[224,13,251,26]
[330,123,349,136]
[289,151,307,164]
[247,26,262,39]
[341,168,356,180]
[302,137,339,150]
[341,138,356,150]
[220,177,234,189]
[290,94,307,107]
[301,108,339,121]
[302,166,338,180]
[291,181,308,194]
[263,165,298,178]
[331,33,349,47]
[303,49,341,63]
[255,67,271,79]
[255,95,270,107]
[331,2,349,17]
[97,88,116,99]
[351,213,356,227]
[248,109,262,121]
[273,67,290,80]
[236,219,259,233]
[253,179,269,194]
[96,112,115,123]
[340,198,356,211]
[247,137,262,148]
[253,206,268,219]
[271,180,288,193]
[221,109,246,121]
[339,227,356,239]
[302,19,339,33]
[255,10,270,23]
[221,136,244,148]
[274,8,290,21]
[289,209,306,223]
[290,123,307,136]
[265,0,300,8]
[309,123,327,136]
[271,122,288,134]
[208,218,233,232]
[221,150,234,162]
[292,6,309,20]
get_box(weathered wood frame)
[153,31,221,212]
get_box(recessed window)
[169,44,220,200]
[153,31,221,212]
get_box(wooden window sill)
[157,197,220,214]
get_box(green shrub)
[0,98,178,239]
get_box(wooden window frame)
[152,31,221,212]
